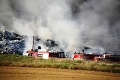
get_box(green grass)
[0,54,120,73]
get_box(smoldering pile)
[0,30,25,54]
[0,30,61,55]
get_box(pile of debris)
[0,31,25,55]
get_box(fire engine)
[73,50,102,60]
[26,36,65,59]
[73,49,120,62]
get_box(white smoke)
[0,0,120,55]
[11,0,81,54]
[0,0,14,30]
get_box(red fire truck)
[73,50,102,60]
[26,36,65,59]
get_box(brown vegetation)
[0,67,120,80]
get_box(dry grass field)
[0,67,120,80]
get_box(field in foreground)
[0,67,120,80]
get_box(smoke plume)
[0,0,120,55]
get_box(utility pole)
[32,36,35,51]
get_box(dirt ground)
[0,66,120,80]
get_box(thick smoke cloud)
[0,0,13,30]
[77,0,120,52]
[0,0,120,54]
